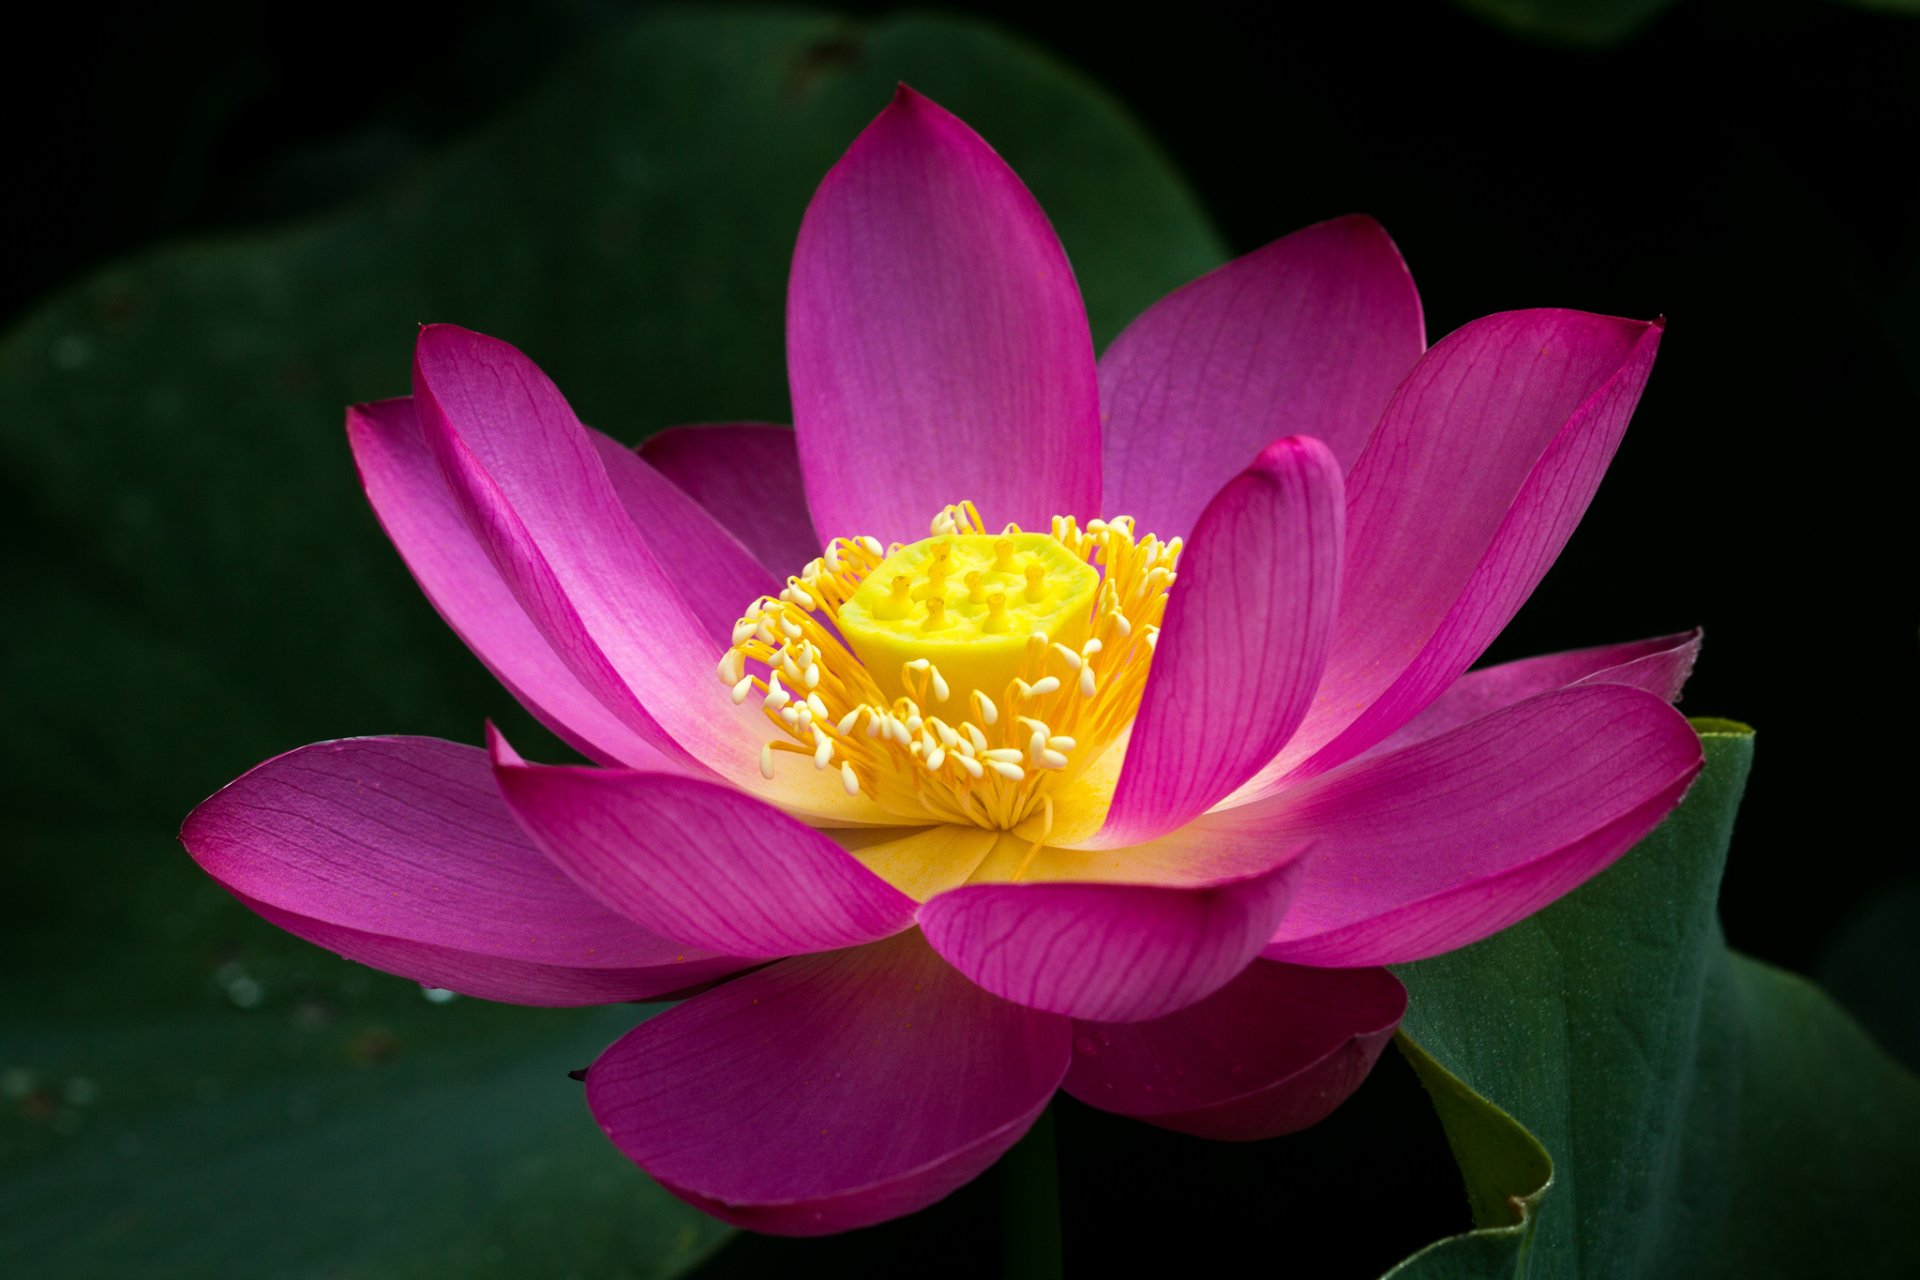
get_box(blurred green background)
[3,1,1915,1276]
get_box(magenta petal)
[639,424,821,578]
[1096,437,1343,847]
[490,730,915,958]
[1366,628,1701,758]
[586,930,1071,1235]
[787,86,1101,543]
[589,430,774,644]
[1249,311,1665,793]
[1256,684,1703,967]
[1099,215,1425,536]
[917,853,1305,1023]
[349,398,685,771]
[411,324,767,783]
[1063,960,1404,1140]
[180,737,743,1006]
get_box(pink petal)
[585,929,1071,1235]
[1094,437,1343,848]
[786,86,1101,544]
[490,730,916,958]
[234,893,732,1006]
[349,398,685,771]
[589,429,774,644]
[412,324,825,804]
[1236,311,1665,800]
[180,737,743,1006]
[1365,628,1700,758]
[1251,684,1702,966]
[1099,215,1425,536]
[917,850,1307,1023]
[1062,960,1404,1140]
[639,424,821,578]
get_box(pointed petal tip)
[884,81,951,122]
[790,62,1099,540]
[1320,212,1396,245]
[179,736,735,1005]
[482,720,525,768]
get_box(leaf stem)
[999,1104,1063,1279]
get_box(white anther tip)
[758,744,776,779]
[730,676,754,704]
[840,761,860,795]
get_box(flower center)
[716,502,1180,831]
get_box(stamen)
[714,500,1179,831]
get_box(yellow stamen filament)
[714,501,1178,831]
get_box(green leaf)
[1387,1034,1552,1278]
[1828,0,1920,14]
[1386,725,1920,1276]
[4,1003,727,1278]
[1449,0,1677,45]
[0,11,1223,1277]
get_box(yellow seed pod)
[839,533,1098,709]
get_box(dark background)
[8,1,1915,1274]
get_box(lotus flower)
[181,86,1705,1234]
